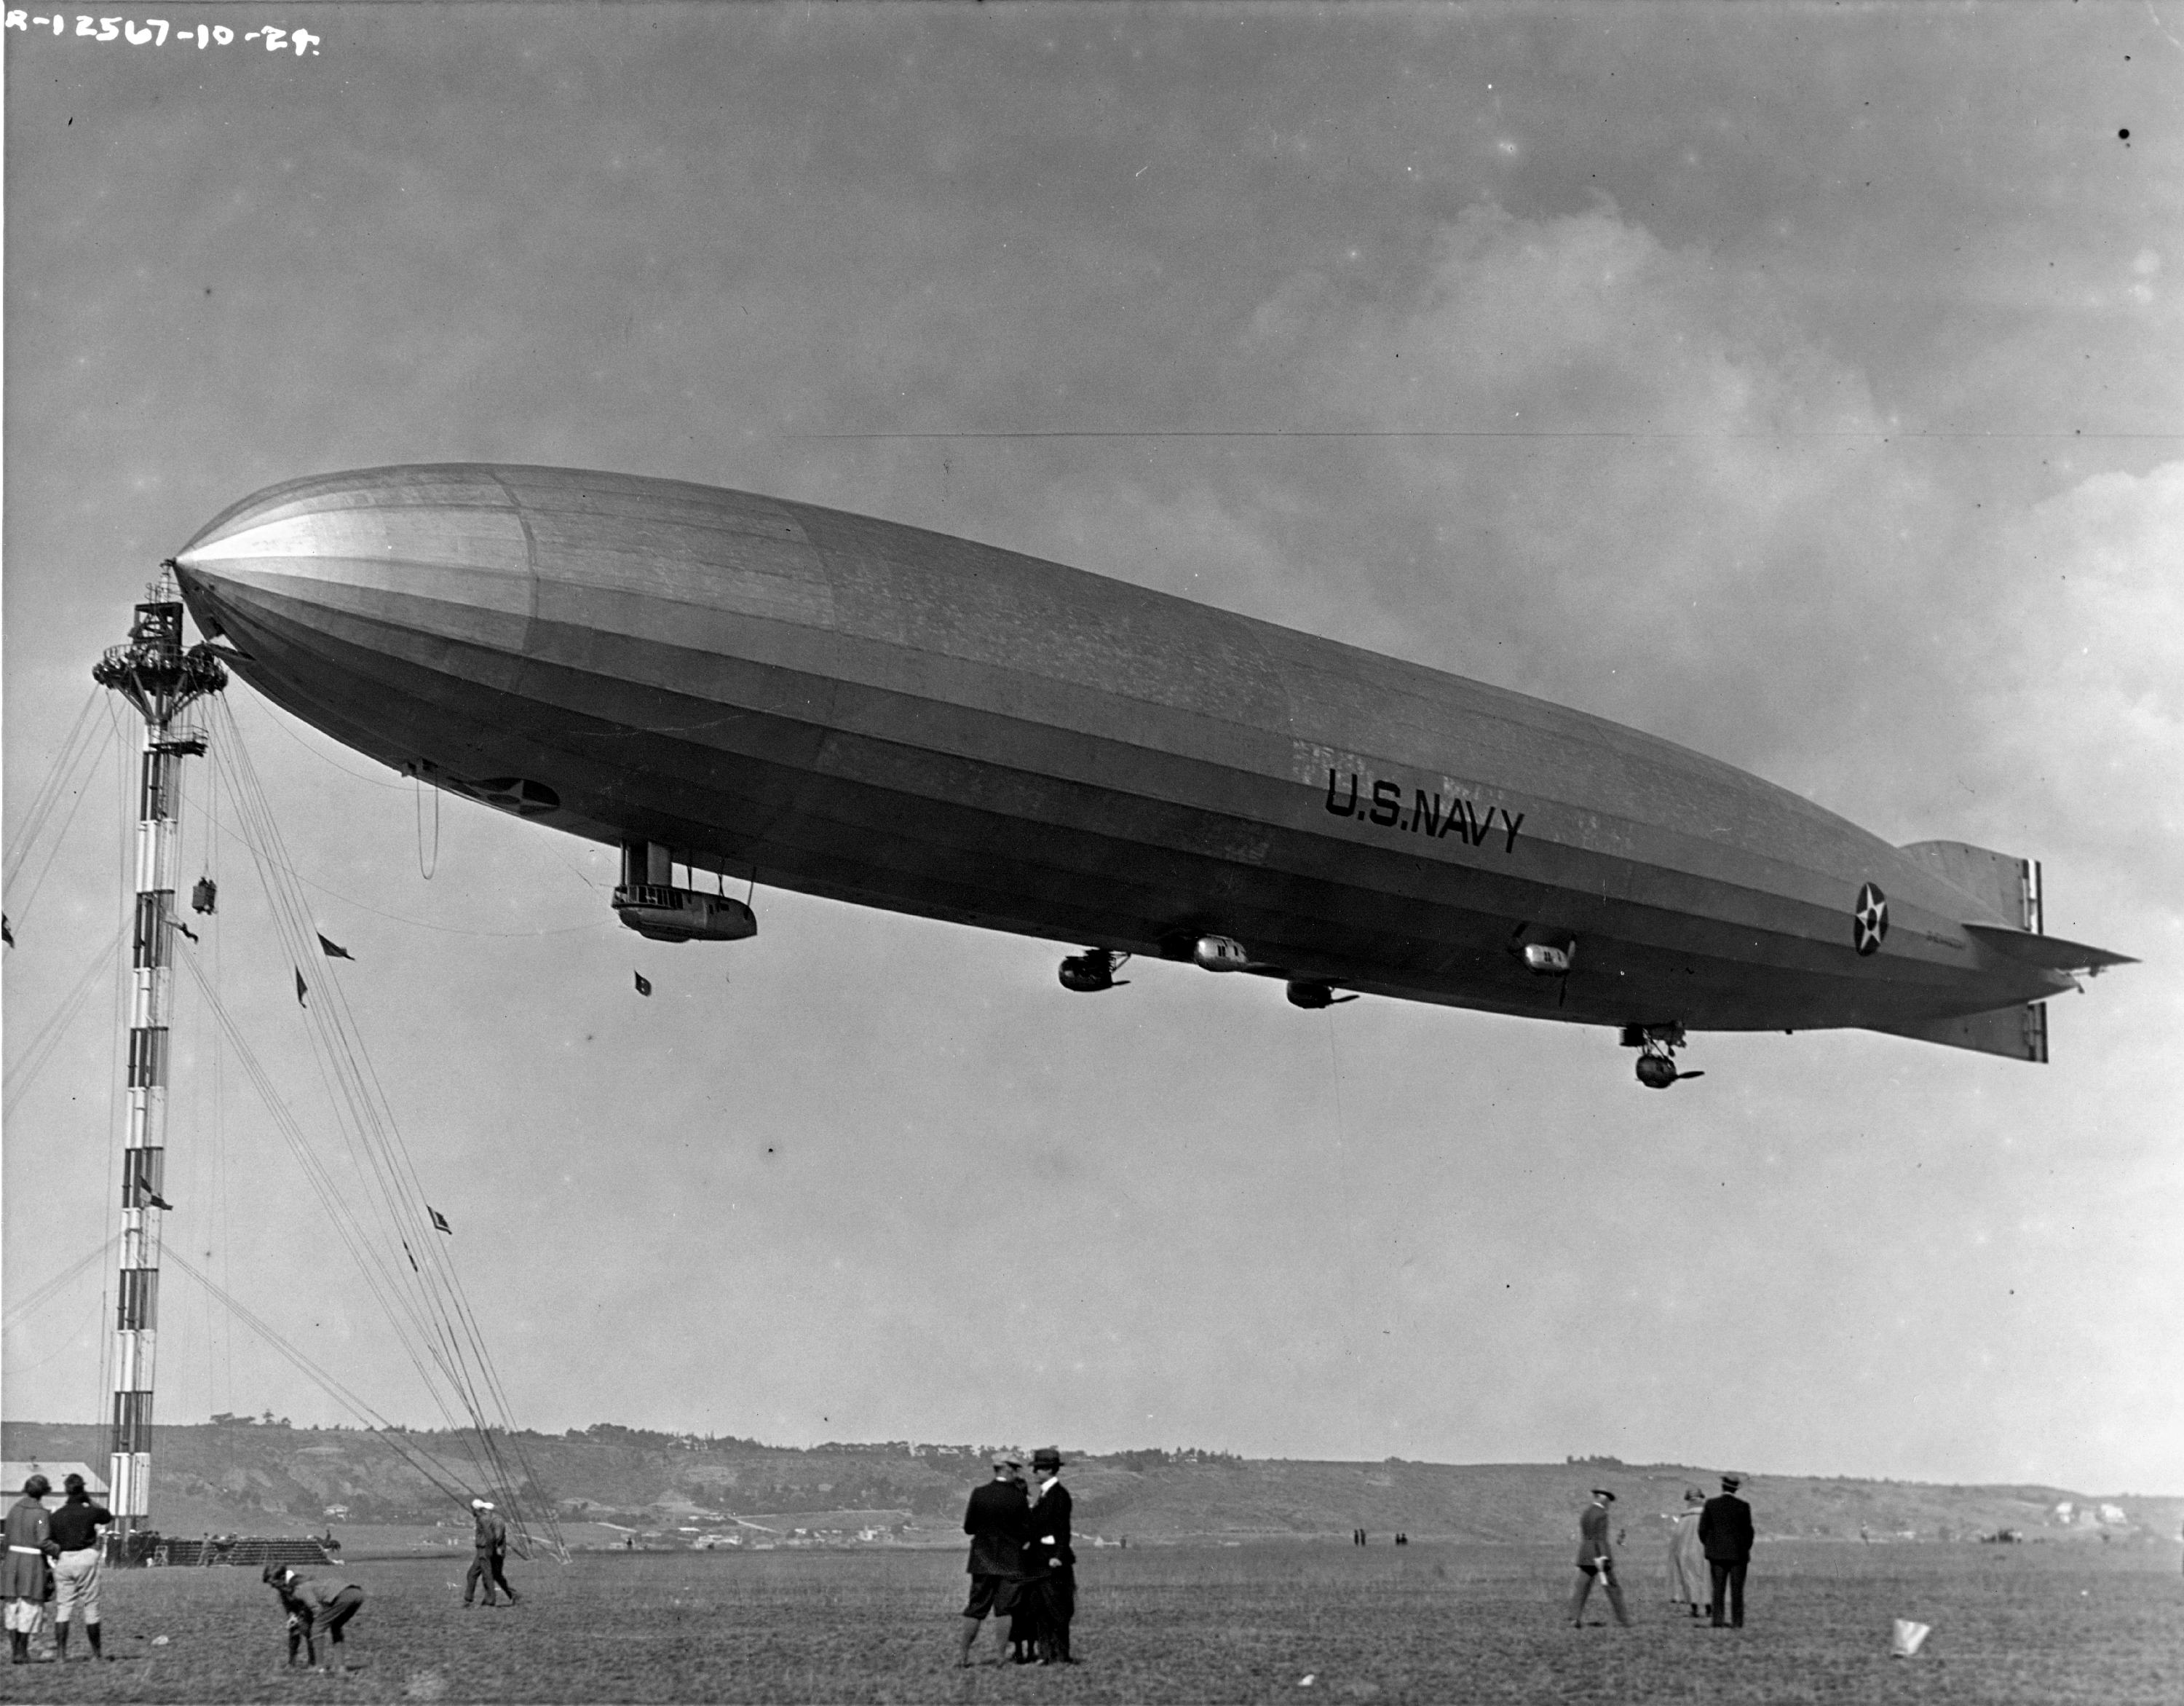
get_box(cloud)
[1968,462,2184,896]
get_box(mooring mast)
[90,567,226,1549]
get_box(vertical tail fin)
[1896,840,2039,930]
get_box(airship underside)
[172,465,2129,1080]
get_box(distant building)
[0,1461,106,1497]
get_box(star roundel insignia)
[452,775,562,818]
[1853,881,1888,956]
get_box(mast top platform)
[92,562,227,729]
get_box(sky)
[4,3,2180,1496]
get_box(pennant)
[428,1207,452,1236]
[173,918,200,944]
[134,1154,174,1212]
[295,968,309,1007]
[634,971,652,997]
[1,915,13,947]
[318,933,354,960]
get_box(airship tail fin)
[1961,923,2137,974]
[1896,840,2041,929]
[1867,1003,2049,1063]
[1897,840,2134,974]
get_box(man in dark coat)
[1024,1448,1077,1663]
[4,1476,52,1665]
[45,1474,112,1660]
[1698,1474,1755,1627]
[957,1456,1028,1667]
[1568,1489,1630,1627]
[463,1499,520,1607]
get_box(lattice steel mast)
[90,566,226,1549]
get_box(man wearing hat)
[1698,1474,1755,1627]
[463,1498,519,1608]
[4,1476,52,1664]
[1024,1448,1077,1662]
[264,1563,366,1673]
[46,1473,113,1660]
[957,1455,1029,1667]
[1569,1488,1631,1627]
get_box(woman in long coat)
[4,1474,52,1664]
[1665,1488,1707,1617]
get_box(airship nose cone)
[169,465,537,666]
[171,553,230,640]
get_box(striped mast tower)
[90,565,226,1550]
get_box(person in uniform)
[264,1563,367,1673]
[4,1475,52,1665]
[463,1498,520,1606]
[1699,1474,1755,1627]
[1568,1488,1630,1627]
[1025,1448,1077,1663]
[957,1456,1028,1667]
[1664,1487,1706,1619]
[46,1474,112,1660]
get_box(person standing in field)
[1568,1488,1630,1627]
[463,1498,520,1607]
[264,1563,366,1673]
[957,1455,1029,1667]
[45,1474,112,1660]
[1664,1488,1706,1619]
[1700,1474,1755,1628]
[1024,1448,1077,1663]
[4,1475,52,1665]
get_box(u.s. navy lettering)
[1323,768,1524,855]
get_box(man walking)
[958,1456,1028,1667]
[1568,1488,1630,1627]
[45,1474,112,1660]
[1026,1448,1077,1663]
[463,1498,519,1607]
[1700,1474,1755,1627]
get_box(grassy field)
[1,1540,2175,1703]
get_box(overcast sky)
[5,4,2180,1497]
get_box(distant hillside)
[5,1422,2174,1547]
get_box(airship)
[170,464,2130,1086]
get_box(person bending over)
[264,1563,366,1673]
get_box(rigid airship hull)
[173,464,2115,1049]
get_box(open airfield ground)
[0,1541,2175,1705]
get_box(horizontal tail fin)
[1962,923,2136,975]
[1868,1003,2049,1062]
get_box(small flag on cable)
[319,933,354,960]
[134,1154,174,1212]
[429,1207,452,1235]
[295,968,309,1007]
[173,918,200,944]
[1,915,13,948]
[634,971,652,997]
